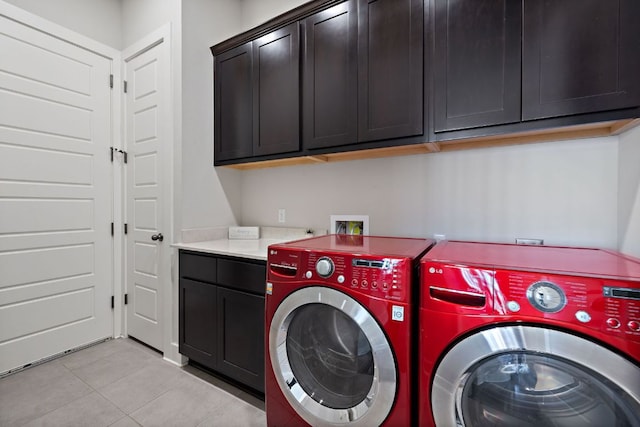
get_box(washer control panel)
[268,249,410,302]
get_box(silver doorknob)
[151,233,164,242]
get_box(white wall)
[3,0,122,48]
[240,0,308,30]
[181,0,243,230]
[618,125,640,257]
[241,137,620,249]
[122,0,177,49]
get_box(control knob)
[316,257,334,278]
[628,320,640,332]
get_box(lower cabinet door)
[179,278,217,368]
[216,287,265,393]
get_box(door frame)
[0,0,122,342]
[121,24,176,363]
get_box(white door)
[0,14,113,374]
[125,38,169,352]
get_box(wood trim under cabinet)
[220,119,640,170]
[610,118,640,135]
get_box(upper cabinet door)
[357,0,424,142]
[302,0,358,150]
[214,42,253,162]
[433,0,521,132]
[523,0,640,120]
[253,22,300,156]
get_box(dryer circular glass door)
[431,325,640,427]
[269,286,396,426]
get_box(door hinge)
[111,296,114,309]
[110,74,114,89]
[110,147,128,164]
[123,80,128,93]
[124,294,128,305]
[111,222,114,236]
[124,223,128,234]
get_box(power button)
[606,318,620,329]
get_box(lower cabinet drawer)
[216,258,266,294]
[179,252,217,284]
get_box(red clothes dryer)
[419,241,640,427]
[266,235,435,426]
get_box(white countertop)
[172,226,326,260]
[172,238,295,261]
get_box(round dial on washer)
[315,257,334,278]
[526,281,566,313]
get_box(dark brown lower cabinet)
[216,287,264,391]
[179,278,217,368]
[179,251,266,394]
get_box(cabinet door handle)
[151,233,164,242]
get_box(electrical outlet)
[434,234,446,241]
[515,238,544,246]
[278,209,286,223]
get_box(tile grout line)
[17,363,97,426]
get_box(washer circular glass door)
[269,287,396,426]
[431,326,640,427]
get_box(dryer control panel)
[496,270,640,343]
[268,248,412,302]
[421,262,640,344]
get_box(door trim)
[431,325,640,426]
[269,286,396,426]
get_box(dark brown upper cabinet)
[214,43,253,162]
[253,22,300,156]
[302,1,358,150]
[358,0,424,142]
[433,0,521,132]
[211,0,640,167]
[522,0,640,121]
[303,0,423,149]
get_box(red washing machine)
[419,241,640,427]
[266,235,435,426]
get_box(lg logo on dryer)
[428,267,443,274]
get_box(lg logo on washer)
[429,267,443,274]
[392,305,404,321]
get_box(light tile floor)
[0,338,266,426]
